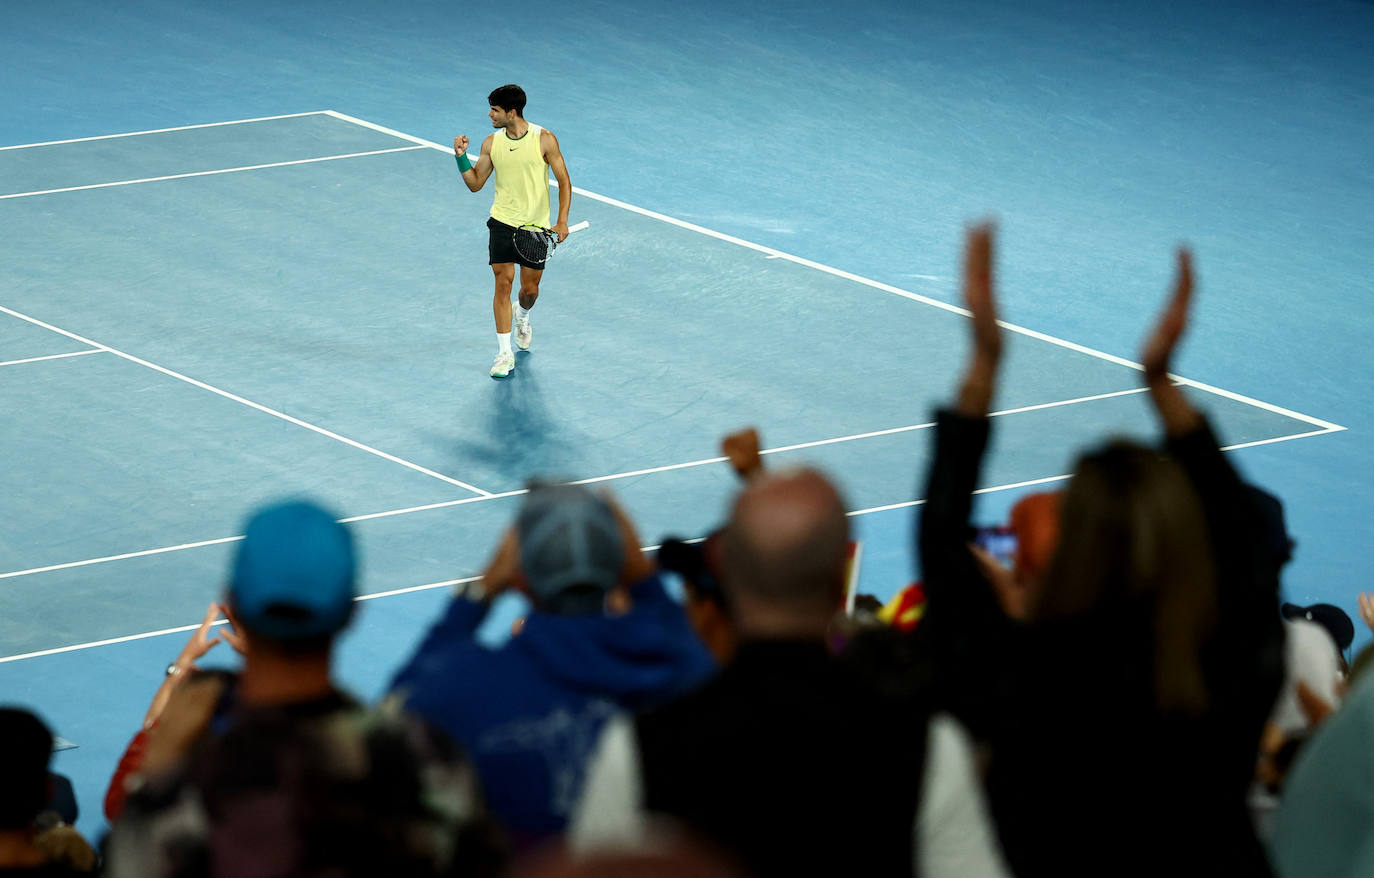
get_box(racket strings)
[514,226,555,264]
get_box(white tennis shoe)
[514,314,532,351]
[490,351,515,378]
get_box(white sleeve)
[914,713,1013,878]
[568,714,650,852]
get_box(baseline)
[0,349,105,369]
[0,112,331,152]
[0,145,427,200]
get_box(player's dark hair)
[0,707,53,829]
[488,84,527,117]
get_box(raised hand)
[1141,247,1201,435]
[721,427,764,482]
[453,135,470,156]
[1141,247,1193,383]
[171,603,226,674]
[964,222,1001,362]
[956,222,1002,416]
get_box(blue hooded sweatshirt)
[389,575,715,848]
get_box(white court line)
[0,145,426,200]
[0,113,1347,660]
[0,466,1030,664]
[0,574,482,664]
[837,424,1348,518]
[0,418,1347,664]
[0,382,1317,584]
[0,304,493,497]
[0,349,105,369]
[320,111,1344,435]
[0,111,329,152]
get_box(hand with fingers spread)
[144,603,242,728]
[170,603,227,675]
[1141,247,1202,436]
[956,222,1002,416]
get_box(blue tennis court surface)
[0,108,1338,658]
[2,0,1370,840]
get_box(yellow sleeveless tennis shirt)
[489,122,551,227]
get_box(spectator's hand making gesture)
[957,222,1002,417]
[1141,248,1203,436]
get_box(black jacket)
[918,410,1283,878]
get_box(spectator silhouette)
[390,484,714,851]
[919,225,1284,877]
[573,467,1009,877]
[0,708,93,877]
[106,499,500,878]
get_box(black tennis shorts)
[487,216,543,271]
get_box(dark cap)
[228,500,357,640]
[0,708,53,828]
[517,485,624,613]
[1281,602,1355,653]
[1246,484,1296,567]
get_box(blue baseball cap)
[228,500,357,640]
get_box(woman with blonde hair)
[919,225,1284,877]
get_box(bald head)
[722,469,850,622]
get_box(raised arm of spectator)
[1143,249,1283,709]
[917,224,1013,732]
[1141,248,1203,438]
[1141,249,1260,563]
[920,224,1004,594]
[106,603,245,821]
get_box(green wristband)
[456,153,473,173]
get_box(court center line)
[0,382,1327,583]
[319,111,1344,435]
[0,349,106,369]
[0,111,329,152]
[0,304,493,497]
[0,145,427,200]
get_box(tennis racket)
[513,220,590,266]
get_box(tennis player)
[454,84,573,378]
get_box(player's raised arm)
[542,129,572,241]
[455,134,495,192]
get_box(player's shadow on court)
[440,357,578,483]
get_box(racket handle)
[567,220,590,234]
